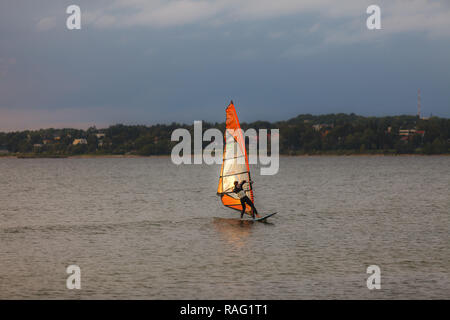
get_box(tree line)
[0,113,449,156]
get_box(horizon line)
[0,112,446,133]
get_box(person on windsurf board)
[233,180,259,219]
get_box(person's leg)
[245,197,258,218]
[240,199,246,219]
[251,202,258,215]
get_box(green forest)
[0,113,449,156]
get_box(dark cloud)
[1,0,449,130]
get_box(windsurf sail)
[217,101,255,214]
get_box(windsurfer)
[233,180,259,219]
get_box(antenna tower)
[417,89,421,118]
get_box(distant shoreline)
[2,114,448,156]
[1,153,448,159]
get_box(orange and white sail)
[217,101,254,214]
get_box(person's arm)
[223,185,235,193]
[239,180,246,188]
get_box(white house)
[73,138,88,145]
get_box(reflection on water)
[0,156,449,299]
[212,218,254,248]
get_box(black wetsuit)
[233,181,258,218]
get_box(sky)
[0,0,450,131]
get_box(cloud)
[84,0,225,28]
[36,16,57,31]
[308,23,321,33]
[73,0,450,65]
[80,0,450,38]
[382,0,450,37]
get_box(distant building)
[399,129,416,136]
[313,124,332,132]
[43,139,52,145]
[416,130,425,137]
[73,138,87,145]
[96,133,105,139]
[54,135,61,141]
[399,128,425,142]
[33,144,43,148]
